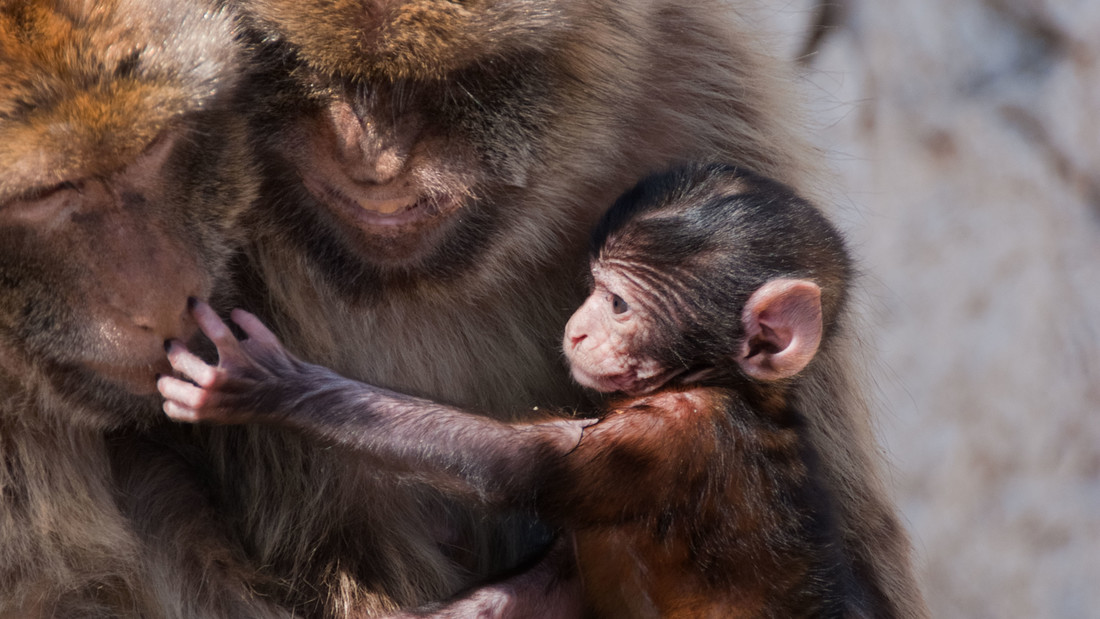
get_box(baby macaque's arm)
[158,301,591,507]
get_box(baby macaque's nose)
[569,333,587,348]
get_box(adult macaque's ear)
[737,279,823,381]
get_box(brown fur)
[247,0,569,81]
[569,388,834,618]
[165,0,928,616]
[0,0,240,201]
[0,1,288,616]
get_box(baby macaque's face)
[562,263,674,395]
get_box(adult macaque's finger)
[230,308,282,349]
[166,341,219,388]
[191,299,240,353]
[157,375,210,409]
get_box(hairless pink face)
[562,265,676,396]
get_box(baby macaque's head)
[563,164,852,395]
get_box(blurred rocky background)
[753,1,1100,616]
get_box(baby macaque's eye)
[611,294,629,315]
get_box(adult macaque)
[0,1,286,616]
[164,164,893,616]
[180,0,925,615]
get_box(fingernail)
[187,297,197,310]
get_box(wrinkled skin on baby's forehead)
[563,267,678,396]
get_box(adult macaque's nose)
[324,98,411,185]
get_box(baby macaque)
[159,163,870,616]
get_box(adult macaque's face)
[278,86,484,266]
[0,126,249,417]
[3,135,204,395]
[245,0,566,272]
[0,0,250,426]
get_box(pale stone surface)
[756,1,1100,616]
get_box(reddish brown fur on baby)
[161,164,885,616]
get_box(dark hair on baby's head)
[591,163,852,370]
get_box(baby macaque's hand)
[158,300,299,424]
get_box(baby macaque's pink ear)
[736,279,823,381]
